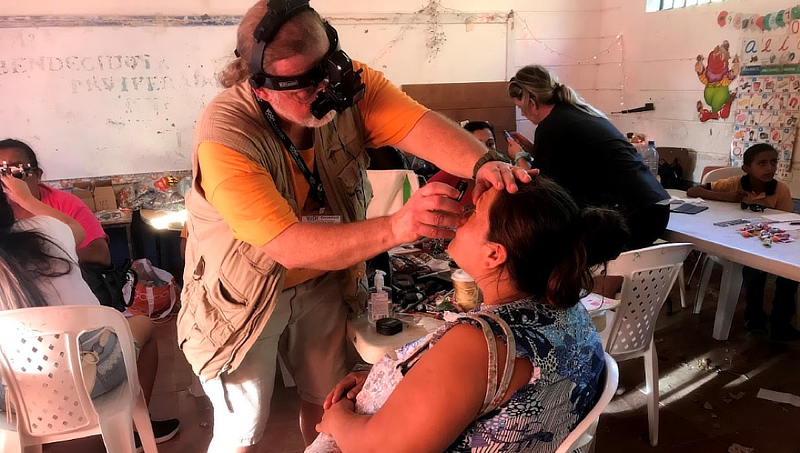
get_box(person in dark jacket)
[505,64,670,249]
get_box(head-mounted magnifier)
[243,0,365,119]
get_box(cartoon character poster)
[694,40,740,122]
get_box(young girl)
[308,177,628,453]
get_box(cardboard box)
[72,182,96,211]
[93,179,117,212]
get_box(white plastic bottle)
[369,270,393,323]
[641,140,660,177]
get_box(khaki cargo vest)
[178,80,372,380]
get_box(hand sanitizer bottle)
[369,270,393,323]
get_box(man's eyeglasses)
[741,201,767,212]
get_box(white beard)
[298,109,337,128]
[269,93,337,129]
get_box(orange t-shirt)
[198,62,429,287]
[710,175,793,212]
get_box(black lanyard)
[255,95,325,206]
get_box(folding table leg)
[713,261,744,340]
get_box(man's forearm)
[394,111,486,178]
[261,216,397,270]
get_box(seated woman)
[0,174,179,446]
[307,177,628,453]
[0,139,111,266]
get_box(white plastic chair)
[555,352,619,453]
[602,243,694,447]
[691,167,744,313]
[0,306,157,453]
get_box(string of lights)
[516,15,623,65]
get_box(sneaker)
[151,418,180,443]
[134,418,181,452]
[770,325,800,342]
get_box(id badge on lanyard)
[301,207,342,224]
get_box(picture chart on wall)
[732,33,800,181]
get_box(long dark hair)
[0,187,72,311]
[487,177,628,308]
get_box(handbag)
[80,260,137,312]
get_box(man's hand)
[323,371,369,410]
[472,163,538,203]
[390,182,467,243]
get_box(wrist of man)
[472,149,507,180]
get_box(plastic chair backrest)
[554,352,619,453]
[0,306,139,439]
[700,166,743,184]
[602,243,693,358]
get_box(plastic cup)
[451,269,480,311]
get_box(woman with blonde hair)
[506,65,669,249]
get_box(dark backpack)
[658,158,684,189]
[80,260,137,312]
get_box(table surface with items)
[665,189,800,281]
[348,236,619,363]
[665,189,800,340]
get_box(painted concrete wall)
[599,0,800,197]
[0,0,603,178]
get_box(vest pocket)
[178,278,236,349]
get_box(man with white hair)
[177,1,532,452]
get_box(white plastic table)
[663,190,800,340]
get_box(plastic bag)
[127,259,179,320]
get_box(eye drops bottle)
[369,270,393,323]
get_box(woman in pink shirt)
[0,139,110,266]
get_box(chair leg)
[686,251,705,287]
[133,391,158,453]
[97,409,137,453]
[0,429,23,453]
[678,264,688,309]
[695,256,715,314]
[644,341,659,447]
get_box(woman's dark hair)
[462,121,495,138]
[0,138,39,169]
[487,177,629,309]
[0,187,72,311]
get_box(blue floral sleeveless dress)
[306,297,605,453]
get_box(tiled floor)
[46,253,800,452]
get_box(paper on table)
[580,293,621,312]
[762,212,800,222]
[756,388,800,407]
[669,195,706,205]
